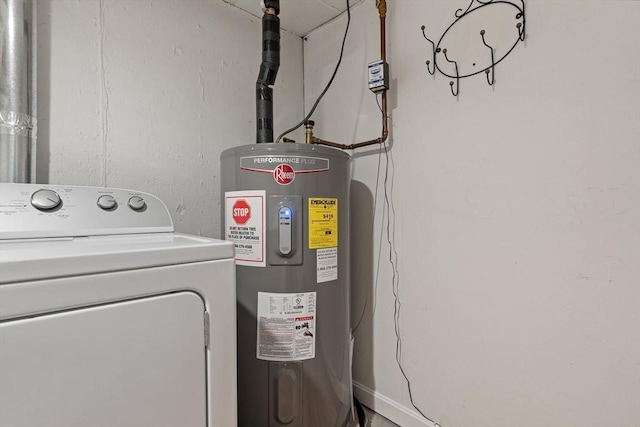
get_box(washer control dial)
[97,195,117,210]
[128,196,146,211]
[31,189,62,211]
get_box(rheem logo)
[274,164,295,185]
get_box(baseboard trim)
[353,381,436,427]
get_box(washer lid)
[0,233,234,284]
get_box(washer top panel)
[0,183,173,240]
[0,183,234,283]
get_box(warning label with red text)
[225,190,265,267]
[257,291,316,361]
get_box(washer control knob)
[31,189,62,211]
[97,195,117,210]
[128,196,146,211]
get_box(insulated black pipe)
[256,0,280,143]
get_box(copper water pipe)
[378,0,389,142]
[310,0,389,150]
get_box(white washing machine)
[0,183,237,427]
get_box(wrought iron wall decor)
[421,0,526,96]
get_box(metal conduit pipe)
[0,0,37,183]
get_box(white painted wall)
[304,1,640,426]
[37,0,303,238]
[33,0,640,425]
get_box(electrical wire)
[350,92,440,426]
[352,92,389,334]
[373,93,442,427]
[371,94,386,322]
[351,108,384,334]
[383,141,441,427]
[275,0,351,143]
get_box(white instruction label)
[317,247,338,283]
[225,190,266,267]
[257,291,316,361]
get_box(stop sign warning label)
[232,200,251,224]
[225,190,265,267]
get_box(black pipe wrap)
[257,65,277,86]
[262,16,279,33]
[256,84,273,143]
[259,14,280,85]
[256,85,273,102]
[256,7,280,143]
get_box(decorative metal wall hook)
[442,48,459,96]
[480,30,495,85]
[421,25,437,75]
[455,1,474,18]
[420,0,526,96]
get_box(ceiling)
[223,0,363,37]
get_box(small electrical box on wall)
[368,60,389,92]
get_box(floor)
[363,406,400,427]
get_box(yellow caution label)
[308,198,338,249]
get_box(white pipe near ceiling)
[0,0,36,183]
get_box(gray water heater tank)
[221,143,353,427]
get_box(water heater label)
[308,198,338,249]
[317,247,338,283]
[225,190,266,267]
[256,292,316,361]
